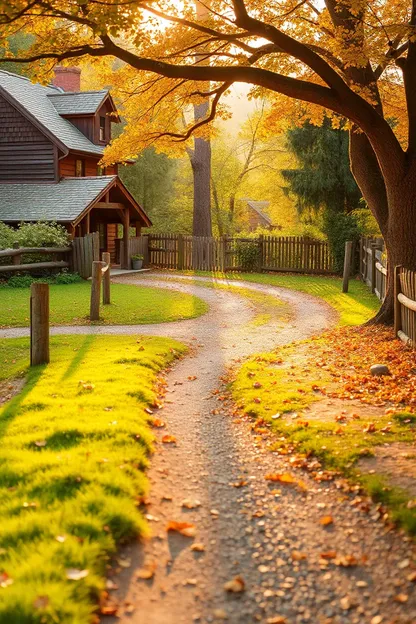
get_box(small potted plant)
[131,254,144,270]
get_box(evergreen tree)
[282,120,362,271]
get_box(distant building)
[246,200,277,231]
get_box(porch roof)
[0,176,151,227]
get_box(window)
[99,116,106,141]
[75,159,85,177]
[97,165,106,176]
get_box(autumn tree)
[0,0,415,321]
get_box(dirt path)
[1,275,415,623]
[95,275,414,624]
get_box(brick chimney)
[52,66,81,92]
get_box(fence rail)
[359,236,386,302]
[394,266,416,347]
[126,234,336,275]
[0,245,71,273]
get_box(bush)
[236,240,260,271]
[323,210,361,274]
[2,272,82,288]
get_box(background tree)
[1,0,415,321]
[282,119,362,271]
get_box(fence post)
[258,235,264,272]
[12,241,21,266]
[371,244,378,293]
[177,234,184,271]
[394,265,402,337]
[30,283,50,366]
[342,241,353,293]
[90,261,103,321]
[102,252,111,305]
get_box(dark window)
[75,159,85,177]
[97,165,106,176]
[99,116,106,141]
[98,223,106,250]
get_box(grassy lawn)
[0,334,186,623]
[0,282,208,328]
[230,325,416,534]
[177,270,379,325]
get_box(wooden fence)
[72,232,100,279]
[124,234,336,274]
[394,266,416,347]
[359,236,386,302]
[0,245,71,273]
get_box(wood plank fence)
[0,245,71,273]
[123,234,336,274]
[72,232,100,279]
[394,266,416,347]
[359,236,386,302]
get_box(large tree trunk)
[190,100,212,237]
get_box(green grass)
[0,282,208,328]
[178,271,379,326]
[153,276,291,326]
[0,334,186,623]
[231,344,416,534]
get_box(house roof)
[247,200,272,225]
[0,175,152,227]
[47,90,114,116]
[0,71,104,156]
[0,176,117,222]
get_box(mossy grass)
[0,281,208,328]
[0,334,186,623]
[231,343,416,534]
[175,270,379,326]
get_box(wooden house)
[0,67,151,269]
[245,200,276,231]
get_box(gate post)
[30,283,50,366]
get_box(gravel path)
[98,274,414,624]
[2,274,415,623]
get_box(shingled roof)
[0,71,104,156]
[0,176,116,223]
[48,90,110,116]
[247,200,272,225]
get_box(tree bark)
[190,101,212,237]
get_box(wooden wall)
[59,155,117,177]
[0,95,56,182]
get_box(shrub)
[236,240,260,272]
[14,221,70,248]
[3,272,82,288]
[323,210,361,274]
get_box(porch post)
[122,209,130,270]
[135,223,141,236]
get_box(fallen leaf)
[181,498,201,509]
[267,618,287,624]
[66,568,89,581]
[166,521,196,537]
[319,515,334,526]
[116,557,131,568]
[224,575,245,593]
[213,608,228,620]
[162,435,177,444]
[0,572,13,588]
[99,592,119,616]
[151,418,166,428]
[291,550,307,561]
[188,376,197,381]
[191,543,205,552]
[340,596,351,610]
[136,561,156,580]
[363,422,376,433]
[265,473,307,490]
[320,551,337,560]
[394,593,408,603]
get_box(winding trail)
[2,275,416,623]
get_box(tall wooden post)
[122,210,130,270]
[371,244,377,293]
[342,241,353,293]
[30,283,50,366]
[90,261,102,321]
[12,242,21,267]
[102,252,111,305]
[258,234,264,272]
[394,265,403,337]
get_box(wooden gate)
[72,232,100,279]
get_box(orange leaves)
[265,473,307,491]
[166,521,196,537]
[151,418,166,428]
[162,434,177,444]
[224,575,245,593]
[136,561,157,580]
[363,422,376,433]
[319,515,334,526]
